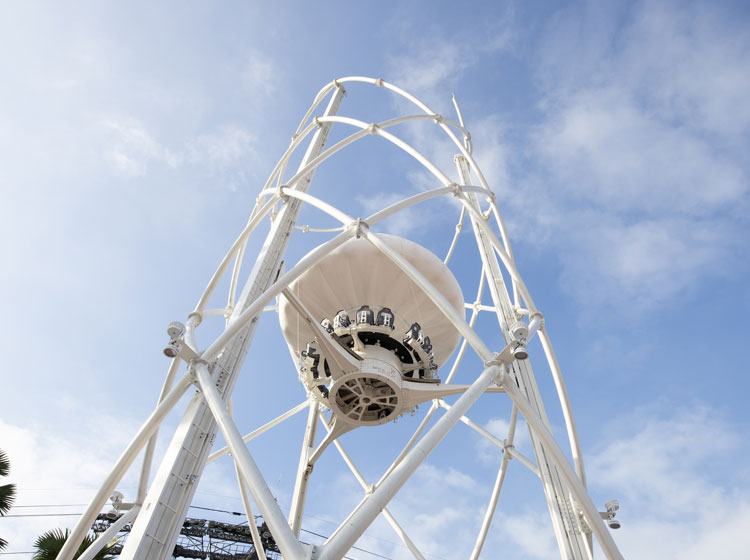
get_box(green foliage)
[0,449,10,477]
[32,528,116,560]
[0,448,16,552]
[0,484,15,515]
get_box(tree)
[0,448,17,551]
[32,528,116,560]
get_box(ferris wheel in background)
[58,77,624,560]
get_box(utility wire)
[4,506,396,560]
[10,504,88,508]
[189,505,244,516]
[300,528,392,560]
[3,513,82,517]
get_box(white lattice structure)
[59,77,624,560]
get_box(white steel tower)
[58,77,624,560]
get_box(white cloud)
[536,88,746,216]
[619,1,750,139]
[189,126,257,165]
[0,414,143,552]
[515,1,750,314]
[476,416,530,465]
[386,15,513,114]
[389,42,474,109]
[188,125,259,191]
[243,50,276,98]
[588,402,750,559]
[100,117,259,191]
[555,213,733,311]
[496,509,558,559]
[102,117,183,175]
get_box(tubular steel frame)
[58,77,624,560]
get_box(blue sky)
[1,1,749,558]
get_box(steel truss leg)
[502,376,623,560]
[454,155,592,560]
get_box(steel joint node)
[187,311,203,328]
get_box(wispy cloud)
[511,1,750,314]
[386,11,514,112]
[102,117,183,175]
[188,125,260,191]
[476,415,530,465]
[0,414,143,551]
[242,50,276,98]
[536,89,746,215]
[589,402,750,558]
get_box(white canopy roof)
[279,234,465,368]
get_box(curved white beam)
[539,327,587,486]
[194,194,280,314]
[136,357,181,503]
[365,184,488,227]
[328,76,518,265]
[318,363,501,560]
[377,266,487,485]
[324,414,426,560]
[469,406,518,560]
[280,187,354,225]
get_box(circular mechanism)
[331,373,399,426]
[327,345,403,426]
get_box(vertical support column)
[502,378,623,560]
[455,155,589,560]
[118,84,345,560]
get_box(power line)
[300,528,392,560]
[3,513,83,517]
[10,504,88,508]
[4,508,396,560]
[188,505,245,516]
